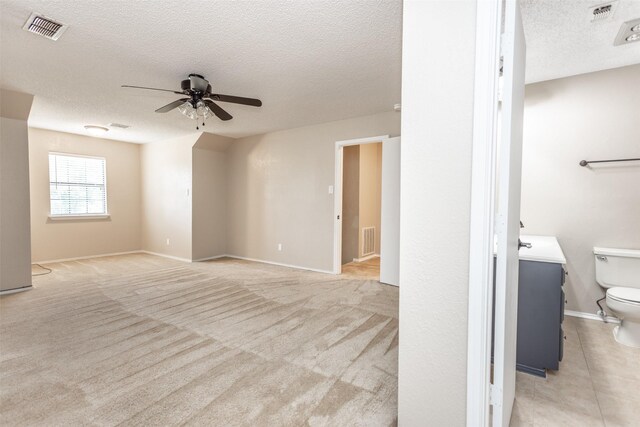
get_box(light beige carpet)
[0,254,398,426]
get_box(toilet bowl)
[594,247,640,348]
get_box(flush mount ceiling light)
[632,24,640,32]
[627,33,640,42]
[84,125,109,135]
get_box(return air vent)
[362,227,375,257]
[22,13,68,41]
[589,1,618,22]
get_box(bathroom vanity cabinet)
[493,235,567,378]
[515,259,566,377]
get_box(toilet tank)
[593,247,640,289]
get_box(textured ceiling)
[521,0,640,83]
[0,0,402,143]
[1,0,638,144]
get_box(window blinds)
[49,153,107,216]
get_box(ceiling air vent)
[589,1,618,22]
[108,123,131,129]
[614,17,640,46]
[22,13,68,41]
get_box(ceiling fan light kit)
[122,74,262,129]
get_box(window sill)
[48,214,110,221]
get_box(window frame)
[47,151,110,220]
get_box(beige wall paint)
[357,143,382,258]
[140,133,196,260]
[28,128,142,262]
[0,89,33,121]
[1,89,33,292]
[192,133,232,261]
[226,111,400,272]
[375,142,382,254]
[341,145,360,264]
[1,115,33,291]
[521,64,640,314]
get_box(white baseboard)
[224,255,334,275]
[0,285,33,296]
[192,254,228,262]
[564,309,621,324]
[139,251,192,263]
[33,250,332,275]
[33,250,144,265]
[353,254,380,263]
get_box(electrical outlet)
[166,238,170,245]
[278,243,282,251]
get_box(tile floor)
[511,316,640,427]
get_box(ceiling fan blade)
[205,100,233,121]
[207,94,262,107]
[122,85,185,95]
[155,98,189,113]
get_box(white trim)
[466,0,502,426]
[139,251,192,263]
[48,151,106,161]
[593,247,640,259]
[565,309,621,324]
[225,255,334,275]
[333,134,390,275]
[33,250,144,264]
[192,254,228,262]
[0,286,33,296]
[352,254,380,263]
[48,151,109,217]
[48,214,110,221]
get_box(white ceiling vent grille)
[22,13,68,41]
[108,123,131,129]
[589,2,618,22]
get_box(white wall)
[521,64,640,314]
[140,133,196,260]
[398,0,477,424]
[28,128,142,262]
[192,133,232,261]
[226,111,400,272]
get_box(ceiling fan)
[122,74,262,129]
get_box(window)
[48,153,107,217]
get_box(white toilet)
[594,247,640,348]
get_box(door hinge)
[489,384,502,406]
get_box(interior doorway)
[333,135,400,285]
[340,142,383,280]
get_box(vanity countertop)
[494,234,567,264]
[518,235,566,264]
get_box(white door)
[493,1,526,426]
[380,137,401,286]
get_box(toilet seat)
[607,287,640,305]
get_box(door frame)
[466,0,503,426]
[333,134,390,275]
